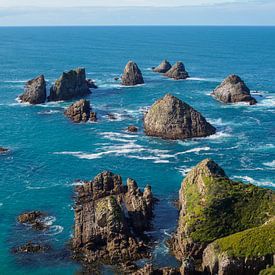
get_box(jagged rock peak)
[153,60,172,73]
[144,94,216,140]
[19,75,46,104]
[164,61,189,80]
[121,61,144,86]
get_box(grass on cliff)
[259,266,275,275]
[213,221,275,258]
[184,176,275,243]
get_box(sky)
[0,0,274,26]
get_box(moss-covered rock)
[202,220,275,275]
[171,159,275,260]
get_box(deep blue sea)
[0,26,274,275]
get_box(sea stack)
[164,62,189,80]
[64,99,97,123]
[170,159,275,274]
[19,75,46,104]
[71,171,155,268]
[48,68,91,101]
[121,61,144,86]
[144,94,216,140]
[212,74,257,105]
[153,60,172,73]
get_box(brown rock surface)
[121,61,144,86]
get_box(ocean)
[0,26,274,274]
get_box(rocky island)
[153,60,172,73]
[71,171,155,271]
[164,62,189,80]
[212,74,257,105]
[170,159,275,274]
[121,61,144,86]
[64,99,97,123]
[48,68,91,101]
[144,94,216,140]
[19,75,47,104]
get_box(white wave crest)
[233,176,275,188]
[176,147,211,155]
[264,160,275,169]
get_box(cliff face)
[171,159,275,261]
[144,94,216,140]
[71,171,155,267]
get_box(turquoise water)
[0,26,274,274]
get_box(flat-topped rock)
[212,74,257,105]
[48,68,91,101]
[144,94,216,140]
[64,99,97,123]
[71,171,155,267]
[153,60,172,73]
[164,62,189,80]
[121,61,144,86]
[19,75,46,104]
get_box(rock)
[212,75,257,105]
[127,125,138,132]
[133,264,180,275]
[71,171,155,267]
[164,62,189,80]
[170,159,275,262]
[86,79,98,89]
[48,68,91,101]
[17,211,48,231]
[0,147,9,154]
[121,61,144,86]
[202,220,275,275]
[114,77,119,81]
[144,94,216,140]
[19,75,46,104]
[153,60,172,73]
[107,113,117,120]
[13,241,50,253]
[64,99,97,123]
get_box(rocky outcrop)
[64,99,97,123]
[121,61,144,86]
[48,68,91,101]
[17,211,48,231]
[170,159,275,267]
[71,171,155,267]
[202,220,275,275]
[212,75,257,105]
[19,75,46,104]
[164,62,189,80]
[144,94,216,140]
[127,125,138,133]
[153,60,172,73]
[13,241,50,254]
[133,264,180,275]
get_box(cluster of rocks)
[12,241,50,254]
[71,171,155,270]
[19,68,96,105]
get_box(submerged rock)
[71,171,155,268]
[170,159,275,266]
[153,60,172,73]
[144,94,216,140]
[202,219,275,275]
[127,125,138,132]
[164,62,189,80]
[212,74,257,105]
[17,211,48,231]
[19,75,46,104]
[13,241,50,254]
[64,99,97,123]
[121,61,144,86]
[48,68,91,101]
[0,147,9,154]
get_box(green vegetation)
[183,174,275,244]
[213,220,275,258]
[260,266,275,275]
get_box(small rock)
[19,75,46,104]
[153,60,172,73]
[86,79,98,89]
[13,241,50,253]
[127,125,138,132]
[17,211,48,231]
[121,61,144,86]
[164,62,189,80]
[212,74,257,105]
[114,77,119,81]
[107,113,117,120]
[0,147,9,154]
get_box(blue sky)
[0,0,274,26]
